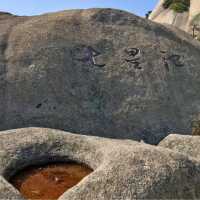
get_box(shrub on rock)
[163,0,190,12]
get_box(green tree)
[163,0,190,13]
[145,11,152,19]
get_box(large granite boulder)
[1,9,200,144]
[159,134,200,160]
[1,127,200,199]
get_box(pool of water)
[9,162,93,200]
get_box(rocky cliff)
[150,0,200,38]
[0,8,200,144]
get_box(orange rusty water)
[10,163,93,200]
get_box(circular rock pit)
[9,162,93,200]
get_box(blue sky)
[0,0,158,17]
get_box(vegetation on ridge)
[163,0,190,13]
[191,13,200,40]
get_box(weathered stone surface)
[1,128,200,199]
[0,176,24,200]
[0,9,200,144]
[159,134,200,160]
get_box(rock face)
[0,9,200,144]
[0,176,24,200]
[159,134,200,160]
[1,127,200,199]
[149,0,200,34]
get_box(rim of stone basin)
[1,127,200,200]
[0,127,104,200]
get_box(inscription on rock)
[161,51,184,71]
[73,45,105,67]
[124,48,141,69]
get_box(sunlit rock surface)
[1,128,200,199]
[150,0,200,33]
[159,133,200,160]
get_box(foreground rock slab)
[0,9,200,144]
[159,133,200,160]
[1,128,200,199]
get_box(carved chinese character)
[161,51,184,71]
[124,48,141,69]
[168,55,184,67]
[160,51,170,72]
[73,45,105,67]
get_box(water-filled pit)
[9,162,93,200]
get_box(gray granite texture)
[1,128,200,199]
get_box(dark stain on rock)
[36,103,42,109]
